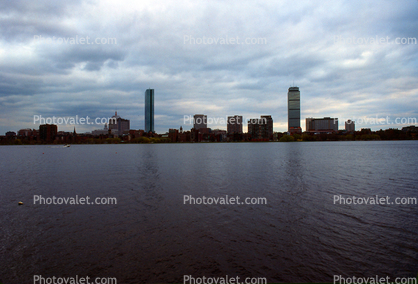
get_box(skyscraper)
[288,87,301,132]
[145,89,154,133]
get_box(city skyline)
[0,0,417,134]
[4,98,417,135]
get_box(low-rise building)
[306,117,338,133]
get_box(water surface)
[1,141,417,283]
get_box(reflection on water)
[1,141,417,283]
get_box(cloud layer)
[1,0,417,133]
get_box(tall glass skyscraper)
[145,89,154,133]
[288,87,300,131]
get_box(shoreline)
[1,139,417,146]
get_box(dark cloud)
[1,0,417,134]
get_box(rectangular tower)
[288,87,300,132]
[227,115,243,134]
[261,115,273,139]
[247,116,273,140]
[345,120,355,132]
[193,114,207,130]
[39,124,57,142]
[145,89,154,133]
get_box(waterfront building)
[401,125,417,132]
[248,115,273,140]
[288,87,301,132]
[92,123,109,136]
[17,128,35,137]
[212,129,227,141]
[5,131,16,138]
[109,112,130,136]
[227,115,243,134]
[345,120,355,132]
[306,117,338,133]
[39,124,57,142]
[193,114,207,130]
[145,88,155,133]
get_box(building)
[248,115,273,140]
[128,129,144,140]
[345,120,355,132]
[248,118,264,140]
[39,124,57,142]
[5,131,16,139]
[18,128,35,137]
[109,112,130,136]
[360,128,372,134]
[289,127,302,135]
[193,114,207,130]
[145,88,154,133]
[178,127,191,142]
[17,128,38,141]
[261,115,273,138]
[212,129,227,141]
[402,125,417,132]
[306,117,338,133]
[92,123,109,136]
[168,128,179,143]
[288,87,301,132]
[227,115,243,134]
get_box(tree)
[302,134,316,141]
[279,135,295,142]
[293,134,301,140]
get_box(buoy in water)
[18,202,23,205]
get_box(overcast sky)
[1,0,417,134]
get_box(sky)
[0,0,417,134]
